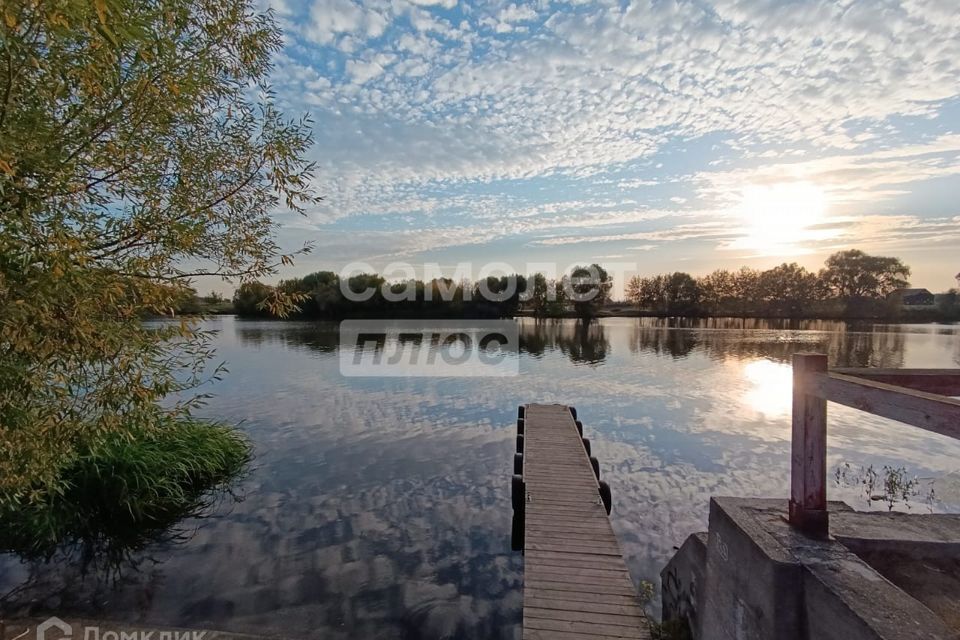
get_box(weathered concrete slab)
[851,551,960,633]
[661,532,706,639]
[832,511,960,553]
[692,497,957,640]
[698,498,806,640]
[832,511,960,634]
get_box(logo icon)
[36,618,72,640]
[339,320,519,377]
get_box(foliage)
[233,281,277,317]
[528,272,550,317]
[545,276,569,316]
[1,0,316,548]
[0,418,252,557]
[834,463,936,512]
[938,289,960,321]
[819,249,910,299]
[695,268,735,312]
[631,272,701,316]
[627,270,716,316]
[233,268,617,319]
[234,250,937,321]
[649,620,693,640]
[237,270,539,319]
[170,287,233,315]
[756,263,823,316]
[568,263,612,319]
[637,578,655,604]
[627,251,916,318]
[637,579,691,640]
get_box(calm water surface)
[3,317,960,639]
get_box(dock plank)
[520,404,650,640]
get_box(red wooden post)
[789,353,829,537]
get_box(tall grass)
[1,420,252,558]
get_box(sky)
[241,0,960,297]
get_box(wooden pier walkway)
[515,404,650,640]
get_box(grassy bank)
[1,420,251,557]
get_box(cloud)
[345,54,395,83]
[696,134,960,208]
[496,3,538,25]
[305,0,388,45]
[406,0,458,8]
[263,0,960,284]
[529,220,736,246]
[283,0,960,211]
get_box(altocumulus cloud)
[258,0,960,286]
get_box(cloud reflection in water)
[2,317,959,638]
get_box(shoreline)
[189,310,959,325]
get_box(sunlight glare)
[743,359,793,417]
[736,182,828,253]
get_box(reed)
[1,420,252,556]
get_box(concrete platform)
[832,511,960,634]
[662,498,960,640]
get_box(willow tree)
[0,0,317,550]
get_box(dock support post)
[789,353,829,537]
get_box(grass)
[0,420,252,559]
[639,579,693,640]
[649,620,693,640]
[834,462,937,511]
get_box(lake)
[3,317,960,639]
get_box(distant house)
[888,288,935,306]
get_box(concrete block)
[661,532,707,638]
[831,511,960,634]
[682,497,956,640]
[803,558,953,640]
[698,498,805,640]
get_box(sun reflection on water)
[743,358,793,417]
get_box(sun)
[734,182,828,253]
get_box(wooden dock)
[514,404,650,640]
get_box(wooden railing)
[789,353,960,536]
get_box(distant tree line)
[625,249,957,319]
[229,250,958,321]
[233,264,614,319]
[171,289,233,315]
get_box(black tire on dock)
[516,434,524,453]
[517,417,524,435]
[518,405,525,419]
[599,480,612,515]
[569,406,578,419]
[575,420,583,436]
[514,452,523,475]
[512,474,525,512]
[511,511,524,552]
[590,456,600,480]
[581,438,591,456]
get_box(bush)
[1,420,251,557]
